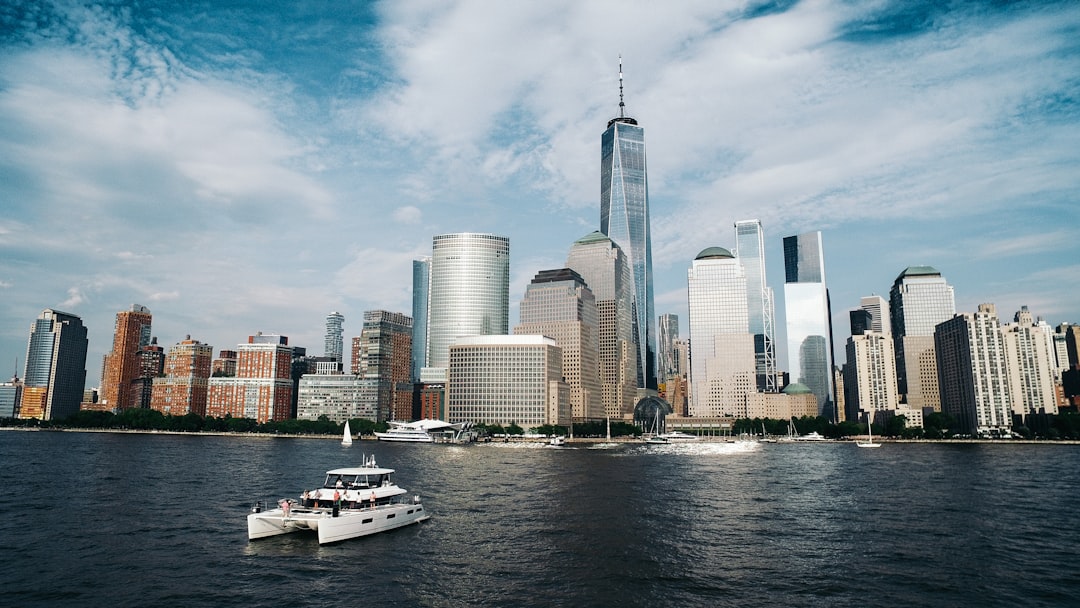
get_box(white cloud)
[393,206,423,224]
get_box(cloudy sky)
[1,0,1077,385]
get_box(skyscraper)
[600,59,656,390]
[150,336,213,416]
[515,268,603,421]
[411,257,431,382]
[21,309,88,420]
[935,304,1012,436]
[356,310,413,422]
[426,233,510,373]
[100,304,152,411]
[687,247,756,418]
[783,232,836,420]
[207,333,293,423]
[657,313,679,381]
[1002,307,1058,417]
[324,312,344,368]
[735,219,777,392]
[566,231,637,419]
[859,295,891,335]
[890,266,955,411]
[844,315,899,424]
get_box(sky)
[1,0,1078,387]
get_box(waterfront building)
[207,333,293,423]
[782,232,836,420]
[356,310,413,422]
[426,233,509,374]
[100,304,152,411]
[860,295,892,335]
[0,375,22,418]
[411,257,431,382]
[935,304,1013,436]
[658,313,679,382]
[21,309,88,420]
[600,59,656,390]
[687,247,756,418]
[514,268,602,421]
[150,336,213,416]
[746,384,819,421]
[1064,324,1080,369]
[566,231,638,419]
[1002,307,1058,416]
[735,219,777,392]
[296,374,380,423]
[890,266,955,411]
[844,328,900,424]
[446,335,569,428]
[212,350,237,377]
[324,311,344,370]
[131,338,165,410]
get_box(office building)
[566,231,638,419]
[735,219,777,392]
[935,304,1012,436]
[324,311,344,369]
[687,247,756,418]
[356,310,413,422]
[0,375,22,418]
[411,257,431,382]
[297,374,380,423]
[783,232,836,419]
[600,59,656,390]
[658,314,679,382]
[446,335,569,428]
[890,266,955,411]
[21,309,88,420]
[100,304,152,411]
[150,336,213,416]
[860,295,891,335]
[515,268,603,421]
[1002,307,1058,416]
[426,233,509,374]
[207,333,293,423]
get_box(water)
[1,431,1077,607]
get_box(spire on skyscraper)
[609,55,638,128]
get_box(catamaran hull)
[248,503,429,544]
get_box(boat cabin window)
[325,474,360,488]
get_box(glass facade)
[735,219,777,392]
[783,232,836,419]
[658,313,679,379]
[427,233,509,370]
[324,311,344,363]
[22,309,88,420]
[687,248,756,417]
[411,257,430,381]
[889,266,955,407]
[601,117,656,390]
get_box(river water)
[0,431,1076,607]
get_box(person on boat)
[279,498,291,518]
[335,477,344,488]
[369,491,377,510]
[301,490,309,507]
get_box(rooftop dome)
[695,246,734,260]
[574,231,613,246]
[782,382,813,395]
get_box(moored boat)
[247,455,429,544]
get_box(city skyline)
[1,1,1078,389]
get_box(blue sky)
[1,0,1078,386]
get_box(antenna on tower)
[618,54,625,118]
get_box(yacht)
[374,419,471,443]
[656,431,700,442]
[795,431,829,442]
[248,455,429,545]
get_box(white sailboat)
[856,412,881,448]
[341,420,353,447]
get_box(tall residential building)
[735,219,777,392]
[859,295,891,335]
[21,309,88,420]
[447,335,569,428]
[100,304,152,411]
[150,336,213,416]
[687,247,756,418]
[844,314,900,423]
[212,350,237,377]
[935,304,1012,436]
[324,312,344,368]
[207,333,293,423]
[658,314,679,382]
[297,374,380,423]
[131,338,165,410]
[426,233,510,374]
[411,257,431,382]
[514,268,603,421]
[356,310,413,422]
[600,59,655,390]
[1002,307,1058,416]
[783,232,836,420]
[890,266,955,411]
[566,231,638,420]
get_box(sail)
[342,421,353,446]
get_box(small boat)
[374,419,471,443]
[548,435,566,447]
[656,430,700,442]
[856,411,882,448]
[644,435,669,444]
[341,420,353,447]
[247,455,429,544]
[795,431,828,442]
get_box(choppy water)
[0,431,1077,607]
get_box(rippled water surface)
[1,431,1077,607]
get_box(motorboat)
[548,435,566,447]
[247,455,429,544]
[656,431,700,442]
[644,434,669,444]
[795,431,828,441]
[374,419,471,443]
